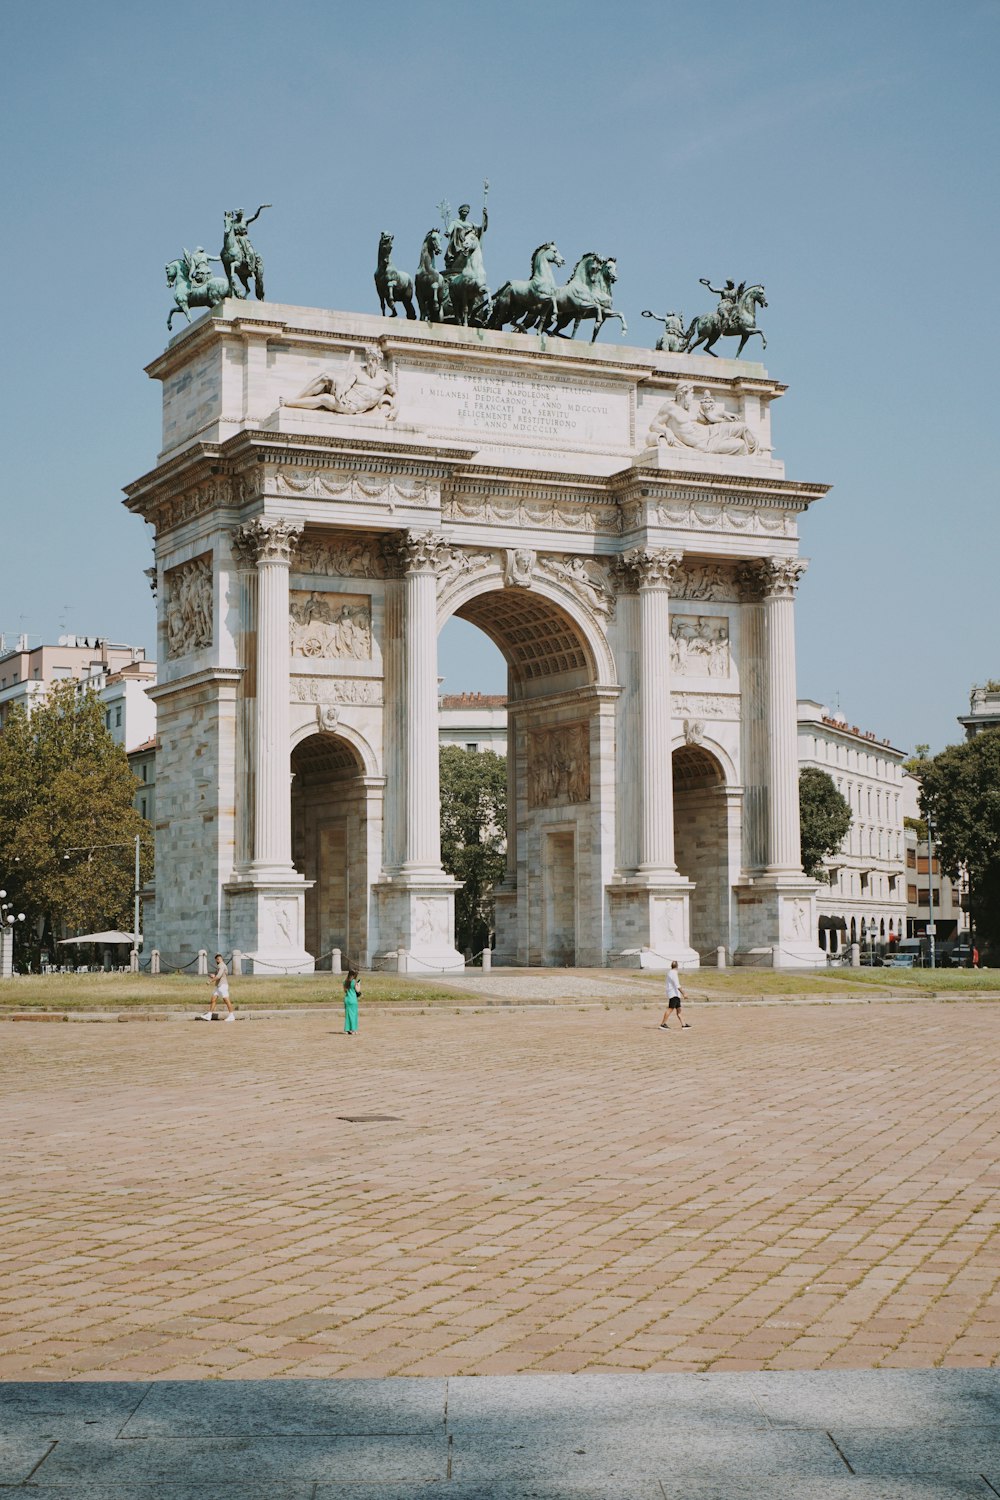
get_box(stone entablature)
[126,304,830,973]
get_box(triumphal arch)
[126,302,828,971]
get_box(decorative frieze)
[288,592,372,660]
[444,492,620,535]
[527,723,591,807]
[670,615,731,677]
[275,468,433,508]
[291,676,383,706]
[671,692,736,720]
[164,552,213,658]
[292,533,389,579]
[671,561,739,603]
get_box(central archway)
[441,580,608,967]
[291,731,369,967]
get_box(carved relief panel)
[288,591,372,660]
[164,552,213,658]
[670,614,731,678]
[527,723,591,808]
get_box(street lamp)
[62,835,146,951]
[926,814,937,970]
[0,889,26,979]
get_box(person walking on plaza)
[343,968,361,1034]
[198,953,235,1021]
[659,960,691,1029]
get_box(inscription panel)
[400,363,629,447]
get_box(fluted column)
[399,532,446,874]
[230,526,259,870]
[760,557,808,874]
[236,518,302,874]
[634,548,683,875]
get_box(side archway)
[672,743,733,960]
[291,732,370,966]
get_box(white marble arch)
[289,713,379,777]
[437,569,616,691]
[128,302,828,971]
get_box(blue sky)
[3,0,998,752]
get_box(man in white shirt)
[198,954,235,1022]
[659,960,691,1030]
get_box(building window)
[907,848,916,868]
[465,742,478,752]
[105,710,111,729]
[140,797,147,819]
[141,764,148,782]
[115,706,122,728]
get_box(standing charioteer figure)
[221,203,271,301]
[437,179,491,326]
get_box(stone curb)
[1,990,998,1022]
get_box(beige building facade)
[126,301,830,972]
[796,700,906,952]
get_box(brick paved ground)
[2,999,999,1381]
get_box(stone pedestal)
[608,877,698,969]
[372,878,463,972]
[223,881,313,974]
[735,879,821,968]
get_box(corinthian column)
[635,548,684,875]
[236,518,302,876]
[760,556,808,874]
[399,531,446,875]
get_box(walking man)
[659,960,691,1030]
[198,953,235,1021]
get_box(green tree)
[439,746,507,957]
[0,682,152,953]
[799,767,852,879]
[919,732,1000,949]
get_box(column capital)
[614,547,684,593]
[232,517,303,568]
[394,530,447,575]
[738,555,808,602]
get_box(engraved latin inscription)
[404,366,626,445]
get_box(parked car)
[883,953,916,968]
[949,944,975,967]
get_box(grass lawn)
[0,972,468,1011]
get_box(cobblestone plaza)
[2,998,999,1381]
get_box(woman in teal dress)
[343,969,360,1034]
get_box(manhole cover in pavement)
[337,1114,402,1122]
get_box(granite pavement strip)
[3,998,1000,1493]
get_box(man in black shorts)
[659,960,691,1029]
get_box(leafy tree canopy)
[799,766,852,879]
[439,746,507,957]
[0,682,152,948]
[919,731,1000,947]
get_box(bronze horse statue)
[488,242,565,333]
[165,255,229,330]
[415,229,450,323]
[684,284,768,357]
[532,253,627,342]
[375,231,416,319]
